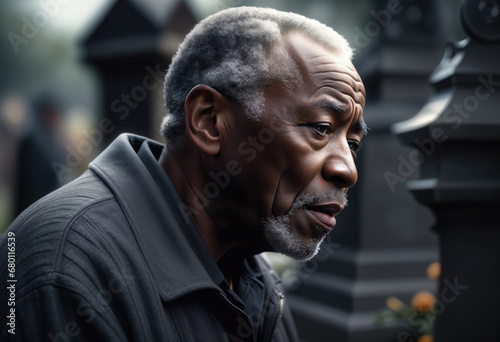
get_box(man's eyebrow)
[310,99,348,115]
[310,99,369,135]
[353,119,369,136]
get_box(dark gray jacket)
[0,134,299,341]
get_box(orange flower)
[427,262,441,281]
[411,291,435,313]
[416,334,433,342]
[386,296,404,312]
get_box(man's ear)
[184,84,227,155]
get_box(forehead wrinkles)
[308,58,365,109]
[278,33,365,110]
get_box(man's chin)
[262,213,326,261]
[269,235,324,261]
[285,238,323,261]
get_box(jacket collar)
[89,134,225,302]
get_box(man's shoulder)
[1,170,130,296]
[8,169,115,236]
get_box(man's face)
[214,33,366,261]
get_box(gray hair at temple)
[161,6,353,147]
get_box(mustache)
[291,188,348,212]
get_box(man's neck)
[158,146,247,264]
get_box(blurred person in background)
[14,94,66,216]
[0,6,366,341]
[0,95,30,232]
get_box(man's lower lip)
[308,209,336,230]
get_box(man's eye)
[348,140,362,157]
[309,123,331,135]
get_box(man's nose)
[321,142,358,189]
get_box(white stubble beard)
[262,213,325,261]
[262,189,347,261]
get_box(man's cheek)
[289,164,322,192]
[271,179,303,216]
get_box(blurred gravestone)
[394,0,500,340]
[83,0,197,145]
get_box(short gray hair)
[161,6,353,147]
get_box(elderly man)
[0,6,366,342]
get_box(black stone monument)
[393,0,500,340]
[83,0,197,145]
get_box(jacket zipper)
[270,293,285,341]
[217,291,254,342]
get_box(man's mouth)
[305,204,343,232]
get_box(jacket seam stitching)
[51,197,115,281]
